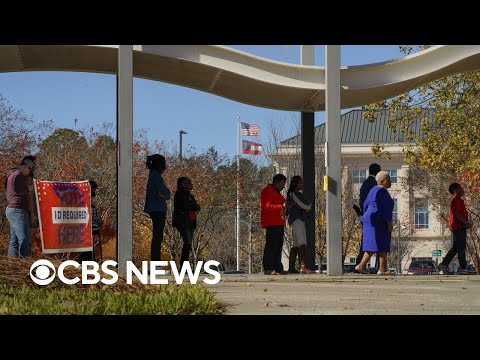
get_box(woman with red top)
[438,183,473,274]
[260,173,288,275]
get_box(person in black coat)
[172,177,200,264]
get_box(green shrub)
[0,282,226,315]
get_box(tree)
[365,45,480,272]
[0,95,50,236]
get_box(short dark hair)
[177,176,191,189]
[22,155,36,163]
[449,182,461,195]
[272,174,287,184]
[369,163,381,176]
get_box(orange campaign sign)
[34,180,93,254]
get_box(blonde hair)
[375,171,390,184]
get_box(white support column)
[236,118,241,271]
[301,45,314,66]
[117,45,133,275]
[325,45,342,275]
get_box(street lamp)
[179,130,187,159]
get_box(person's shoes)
[288,268,300,274]
[377,270,394,276]
[355,265,369,274]
[458,267,471,275]
[438,264,451,274]
[264,270,276,275]
[277,270,289,275]
[300,266,315,274]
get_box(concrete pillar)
[117,45,133,274]
[300,45,316,270]
[325,45,342,275]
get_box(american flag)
[240,122,260,136]
[242,140,262,155]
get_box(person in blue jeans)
[144,154,170,262]
[5,160,34,257]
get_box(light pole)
[179,130,187,159]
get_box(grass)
[0,282,226,315]
[0,255,226,315]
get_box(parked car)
[388,268,398,274]
[343,263,357,273]
[407,260,440,275]
[222,269,246,275]
[315,263,361,274]
[314,264,327,274]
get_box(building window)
[415,200,429,229]
[392,198,398,224]
[386,169,398,183]
[353,169,366,184]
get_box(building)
[271,109,453,273]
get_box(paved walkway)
[210,274,480,314]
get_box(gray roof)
[280,109,435,146]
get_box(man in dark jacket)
[354,163,381,267]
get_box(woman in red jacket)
[260,173,288,275]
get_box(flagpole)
[236,117,241,271]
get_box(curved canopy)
[1,45,480,111]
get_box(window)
[386,169,398,183]
[353,169,366,184]
[392,198,398,224]
[415,200,429,229]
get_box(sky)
[0,45,404,164]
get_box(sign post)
[35,180,92,254]
[432,250,442,257]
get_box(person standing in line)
[286,175,315,274]
[355,171,395,275]
[21,155,38,229]
[438,183,473,275]
[144,154,170,262]
[172,177,200,265]
[260,173,289,275]
[5,159,34,257]
[353,163,381,269]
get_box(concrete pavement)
[209,273,480,315]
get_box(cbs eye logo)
[30,260,56,285]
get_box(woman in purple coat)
[355,171,394,275]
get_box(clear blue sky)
[0,45,403,163]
